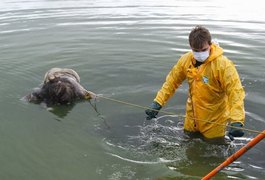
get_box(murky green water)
[0,0,264,179]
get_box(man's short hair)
[189,26,212,49]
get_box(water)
[1,0,265,179]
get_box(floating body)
[24,68,96,106]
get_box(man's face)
[191,43,210,52]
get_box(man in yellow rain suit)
[145,26,245,141]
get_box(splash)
[104,115,252,168]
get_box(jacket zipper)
[190,65,206,130]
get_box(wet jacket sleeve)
[222,60,245,124]
[154,57,187,106]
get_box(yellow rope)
[96,95,265,135]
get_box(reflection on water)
[47,104,75,119]
[0,0,265,179]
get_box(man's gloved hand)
[145,101,162,120]
[228,122,244,140]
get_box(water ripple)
[107,152,178,165]
[1,0,265,179]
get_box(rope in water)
[95,95,265,136]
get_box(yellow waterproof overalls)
[155,44,245,138]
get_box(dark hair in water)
[40,77,77,105]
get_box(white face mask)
[193,50,210,62]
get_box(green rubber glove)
[145,101,162,120]
[228,122,244,140]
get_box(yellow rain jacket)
[154,44,245,138]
